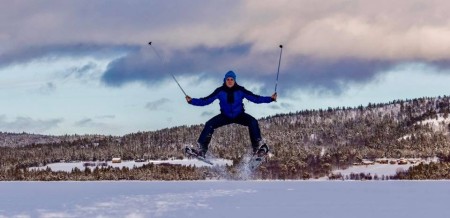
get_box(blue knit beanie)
[224,71,236,82]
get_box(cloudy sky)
[1,0,450,136]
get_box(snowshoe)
[249,143,270,170]
[184,146,213,165]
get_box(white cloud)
[2,0,450,61]
[1,1,450,135]
[36,82,56,95]
[0,115,62,134]
[145,98,171,111]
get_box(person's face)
[226,77,235,88]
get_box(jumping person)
[186,70,277,158]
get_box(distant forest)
[2,96,450,180]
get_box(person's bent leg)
[235,113,262,152]
[197,114,231,153]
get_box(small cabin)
[362,160,375,165]
[397,159,408,165]
[376,159,389,164]
[112,157,122,163]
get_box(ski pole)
[148,42,188,97]
[274,44,283,94]
[171,73,188,96]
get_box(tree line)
[1,95,450,180]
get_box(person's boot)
[193,143,207,158]
[254,141,269,157]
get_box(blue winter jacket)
[189,83,273,118]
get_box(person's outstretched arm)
[242,87,276,104]
[186,88,221,106]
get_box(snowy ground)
[332,162,418,178]
[331,158,438,179]
[1,181,450,218]
[31,158,432,180]
[29,159,233,172]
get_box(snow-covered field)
[331,158,439,179]
[1,181,450,218]
[333,163,415,178]
[29,159,233,172]
[31,158,432,180]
